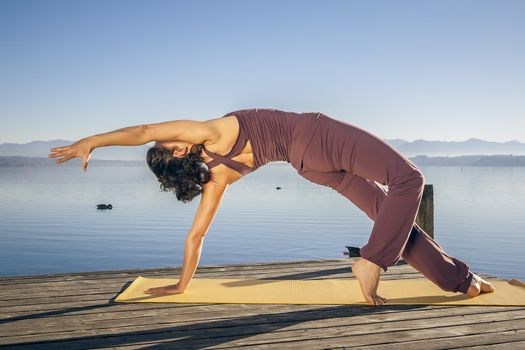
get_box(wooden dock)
[1,258,524,349]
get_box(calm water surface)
[0,164,524,280]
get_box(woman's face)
[154,140,194,158]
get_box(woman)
[48,108,495,306]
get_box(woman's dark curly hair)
[146,144,211,203]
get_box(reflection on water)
[0,164,524,280]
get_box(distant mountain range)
[0,138,525,167]
[386,137,525,156]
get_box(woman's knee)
[389,169,425,195]
[414,170,425,191]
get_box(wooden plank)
[112,318,525,350]
[448,340,525,350]
[3,298,525,344]
[95,330,525,350]
[1,307,523,348]
[214,327,525,350]
[1,304,520,338]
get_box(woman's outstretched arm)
[144,179,229,295]
[48,119,218,171]
[86,119,218,148]
[84,124,150,148]
[178,180,228,289]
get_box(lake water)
[0,164,524,281]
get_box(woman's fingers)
[56,154,75,163]
[82,154,90,172]
[48,152,67,158]
[48,148,70,158]
[49,145,74,155]
[367,295,386,306]
[50,146,70,152]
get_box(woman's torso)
[203,108,324,176]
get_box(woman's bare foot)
[467,273,496,297]
[351,258,386,306]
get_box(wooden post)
[345,183,435,257]
[416,184,434,238]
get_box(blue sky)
[1,0,523,143]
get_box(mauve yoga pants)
[297,114,474,294]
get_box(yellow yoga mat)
[114,276,525,306]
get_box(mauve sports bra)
[202,112,255,176]
[202,108,323,176]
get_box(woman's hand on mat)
[48,139,93,172]
[144,283,185,295]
